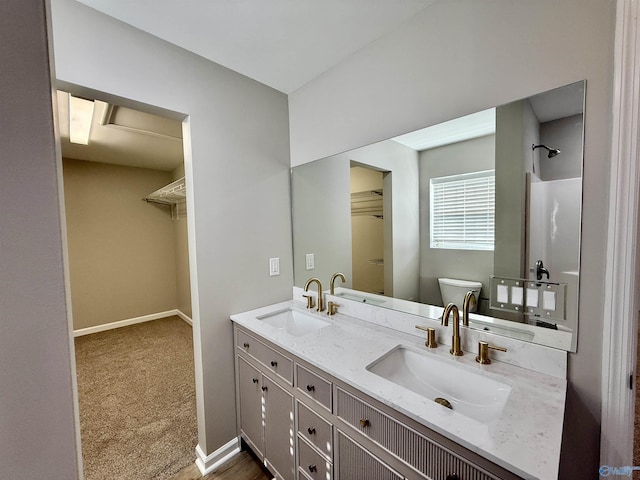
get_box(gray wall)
[494,100,539,281]
[288,0,614,476]
[494,100,539,323]
[0,0,80,477]
[51,0,292,457]
[293,139,419,301]
[292,157,353,289]
[419,135,495,312]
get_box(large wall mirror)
[292,81,584,352]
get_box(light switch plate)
[269,257,280,276]
[305,253,314,270]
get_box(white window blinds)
[430,170,495,251]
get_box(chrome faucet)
[462,291,477,327]
[304,277,324,312]
[441,303,463,356]
[330,272,346,295]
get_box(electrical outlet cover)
[305,253,314,270]
[269,257,280,276]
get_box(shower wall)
[539,114,583,181]
[528,178,582,278]
[528,177,581,326]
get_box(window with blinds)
[430,170,495,251]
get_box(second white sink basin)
[366,345,511,423]
[469,319,535,341]
[257,308,329,337]
[334,291,387,306]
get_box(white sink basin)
[257,308,329,337]
[366,346,511,423]
[469,319,535,341]
[335,291,387,306]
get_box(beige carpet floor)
[75,316,197,480]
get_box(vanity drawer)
[336,387,498,480]
[297,436,332,480]
[237,329,293,385]
[296,364,332,410]
[297,401,332,459]
[336,430,402,480]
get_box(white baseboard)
[176,309,193,326]
[195,439,240,476]
[73,309,192,337]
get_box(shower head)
[532,144,561,158]
[547,147,561,158]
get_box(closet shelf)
[143,177,186,206]
[351,189,383,217]
[143,176,186,220]
[351,189,383,202]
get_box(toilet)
[438,277,483,312]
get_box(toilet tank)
[438,278,483,312]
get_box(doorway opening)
[350,164,388,295]
[56,88,198,479]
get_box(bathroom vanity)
[231,298,566,480]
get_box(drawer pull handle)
[270,360,278,367]
[252,378,258,384]
[243,342,249,348]
[307,427,316,435]
[306,384,315,392]
[359,418,370,428]
[308,465,317,473]
[261,386,268,392]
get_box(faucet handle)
[475,341,507,365]
[415,325,438,348]
[302,294,315,310]
[327,301,340,316]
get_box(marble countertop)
[231,300,566,480]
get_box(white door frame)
[601,0,640,468]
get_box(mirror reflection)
[292,81,584,351]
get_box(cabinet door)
[263,376,295,480]
[336,430,403,480]
[237,356,264,456]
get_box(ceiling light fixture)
[69,94,95,145]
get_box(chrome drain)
[434,397,453,409]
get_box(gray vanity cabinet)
[263,376,295,480]
[237,356,265,456]
[235,330,295,480]
[334,385,508,480]
[234,324,522,480]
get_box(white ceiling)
[75,0,436,94]
[57,90,184,171]
[59,6,583,169]
[392,82,585,152]
[393,109,496,151]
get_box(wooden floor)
[169,450,272,480]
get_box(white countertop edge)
[230,300,566,480]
